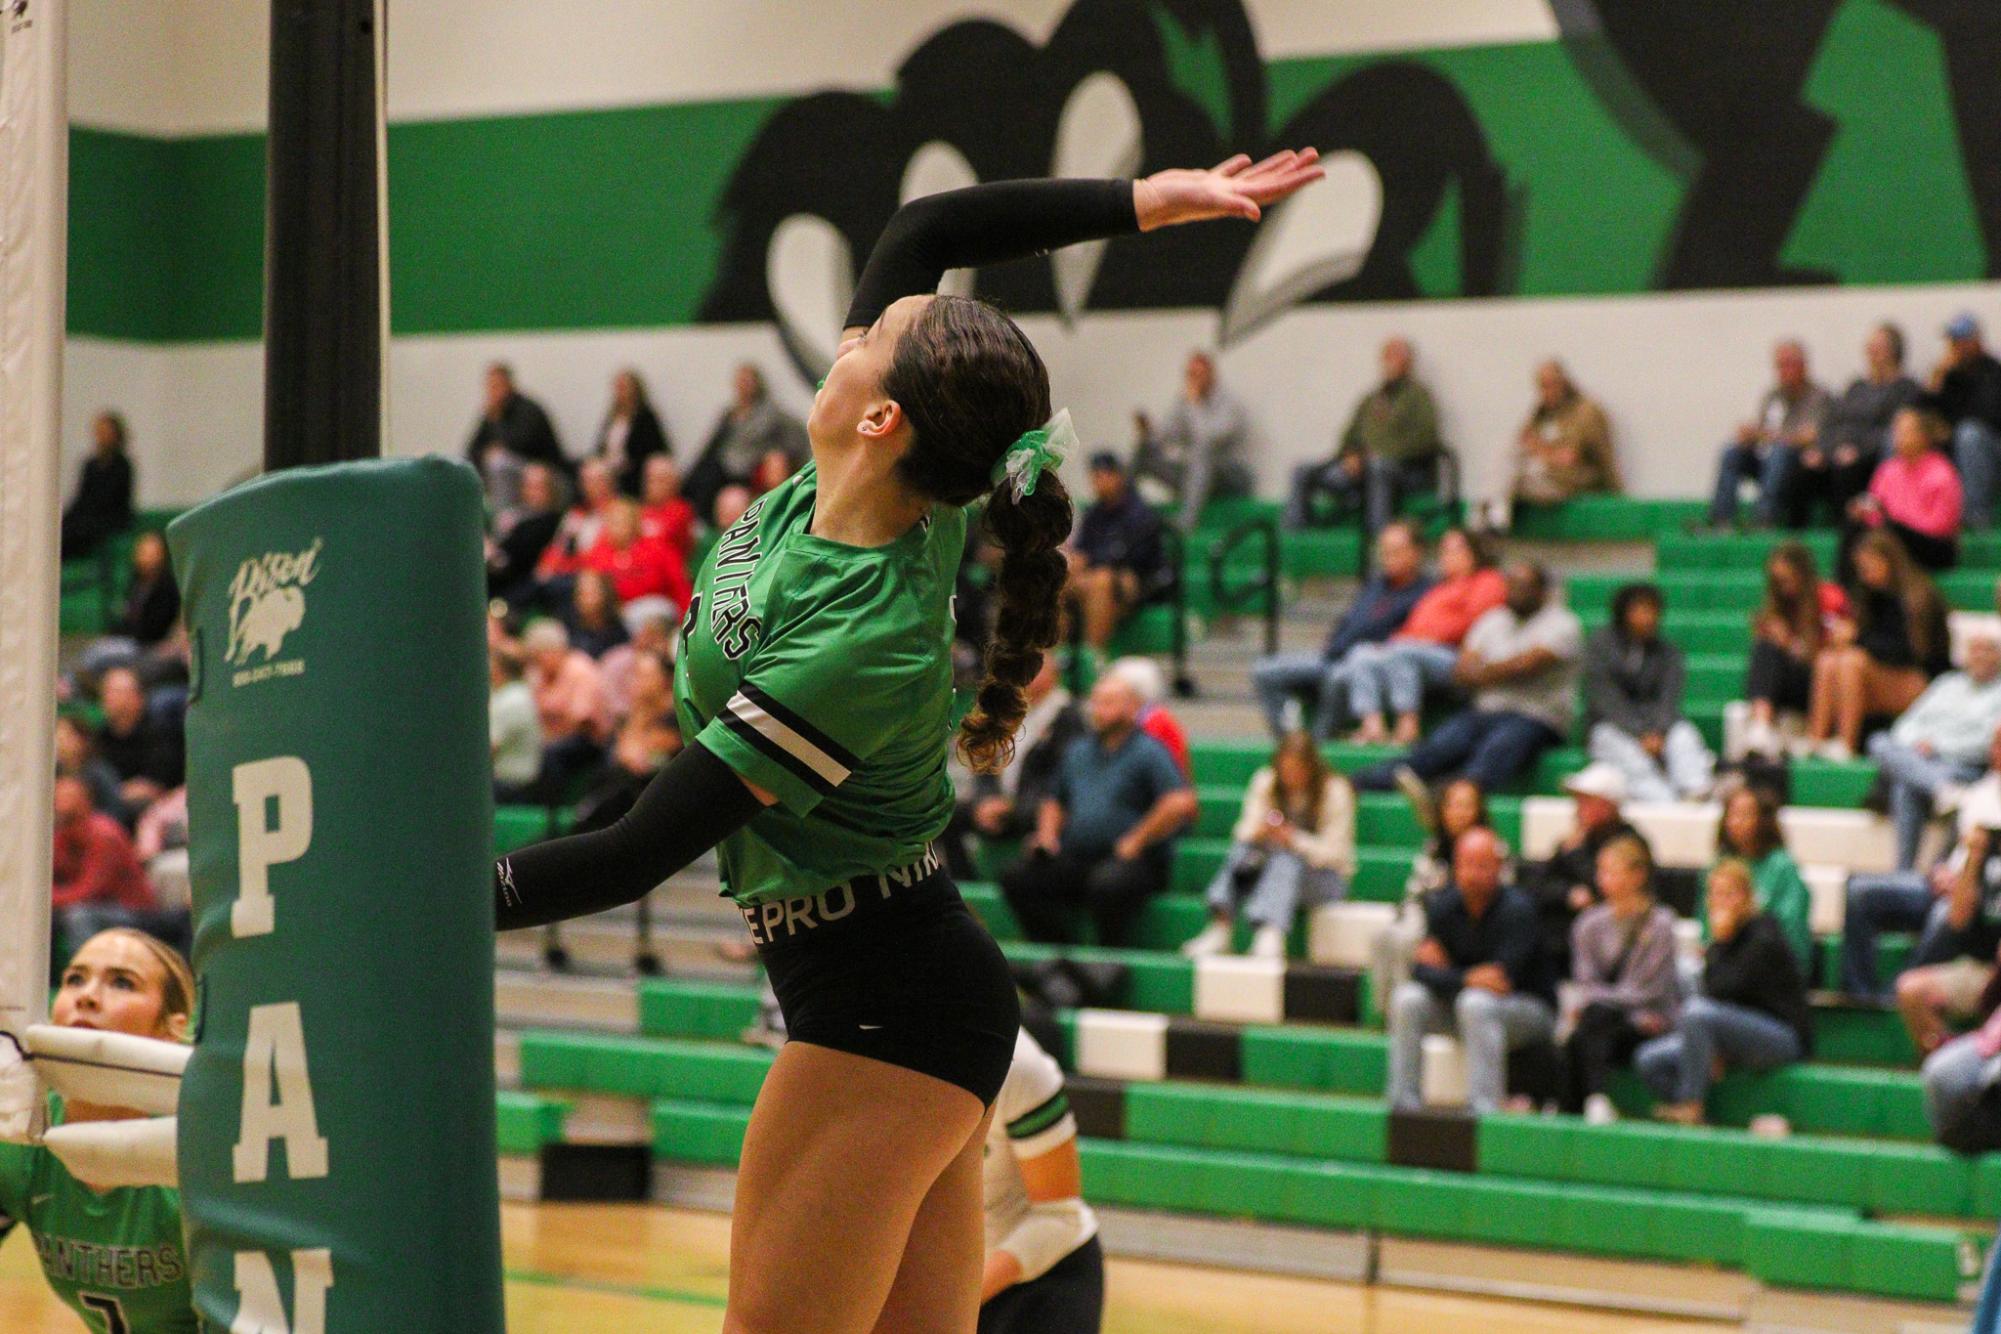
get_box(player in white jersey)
[979,1028,1102,1333]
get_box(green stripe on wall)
[64,18,1988,344]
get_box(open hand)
[1134,150,1325,232]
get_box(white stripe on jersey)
[725,691,853,788]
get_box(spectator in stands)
[50,774,158,951]
[467,363,565,504]
[489,646,541,803]
[1711,784,1813,969]
[998,674,1196,947]
[1067,453,1165,652]
[1132,351,1251,532]
[59,411,134,562]
[580,498,691,620]
[639,455,698,566]
[599,609,677,721]
[1706,340,1830,528]
[1844,405,1963,572]
[1920,982,2001,1153]
[1250,520,1432,740]
[523,619,613,798]
[685,363,809,525]
[1499,359,1618,521]
[1894,785,2001,1055]
[713,484,755,533]
[1807,529,1951,760]
[571,650,682,834]
[1353,561,1583,794]
[486,463,563,601]
[1868,629,2001,871]
[1107,656,1191,778]
[76,531,183,685]
[941,654,1084,881]
[1742,541,1847,759]
[563,570,630,660]
[1636,859,1810,1125]
[93,666,182,815]
[1374,778,1496,1004]
[110,532,180,650]
[1796,323,1922,524]
[1933,312,2001,528]
[592,367,670,496]
[1338,527,1504,746]
[533,458,620,590]
[1385,827,1556,1115]
[1583,582,1715,801]
[1184,733,1355,960]
[1560,834,1679,1122]
[1287,336,1442,536]
[55,714,128,830]
[1843,731,2001,1000]
[1523,764,1639,979]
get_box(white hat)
[1562,762,1627,804]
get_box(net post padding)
[167,457,504,1331]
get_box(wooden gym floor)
[0,1201,1732,1331]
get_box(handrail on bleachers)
[1206,515,1280,660]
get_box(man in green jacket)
[1286,336,1442,534]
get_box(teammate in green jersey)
[495,152,1325,1331]
[0,930,195,1333]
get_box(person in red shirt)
[51,774,158,952]
[1337,527,1505,745]
[535,457,620,582]
[640,455,698,565]
[581,499,692,617]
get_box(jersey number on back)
[79,1293,130,1334]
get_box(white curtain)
[0,0,68,1036]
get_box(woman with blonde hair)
[0,930,196,1330]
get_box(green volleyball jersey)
[676,462,964,905]
[0,1123,195,1333]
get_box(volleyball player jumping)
[494,150,1324,1332]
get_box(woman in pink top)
[1337,527,1505,744]
[1845,406,1962,572]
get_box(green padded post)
[167,459,503,1331]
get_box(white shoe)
[1816,739,1855,763]
[1250,925,1287,960]
[1181,921,1233,958]
[1583,1093,1617,1126]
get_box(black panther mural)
[701,0,2001,363]
[1554,0,2001,288]
[700,0,1507,350]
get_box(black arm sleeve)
[844,178,1139,331]
[494,740,765,931]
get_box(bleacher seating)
[483,495,2001,1315]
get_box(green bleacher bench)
[494,1090,570,1156]
[1509,497,1708,543]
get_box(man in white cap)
[1934,312,2001,526]
[1523,763,1640,978]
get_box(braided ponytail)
[960,476,1073,771]
[881,294,1075,772]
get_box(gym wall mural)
[67,0,2001,351]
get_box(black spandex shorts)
[977,1237,1105,1334]
[749,850,1020,1105]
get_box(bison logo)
[226,539,323,669]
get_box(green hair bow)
[992,408,1077,501]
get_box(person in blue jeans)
[1934,311,2001,529]
[1353,561,1582,794]
[1706,339,1831,528]
[1842,766,2001,1000]
[1249,520,1431,739]
[1385,828,1556,1114]
[1866,639,2001,872]
[1637,860,1811,1124]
